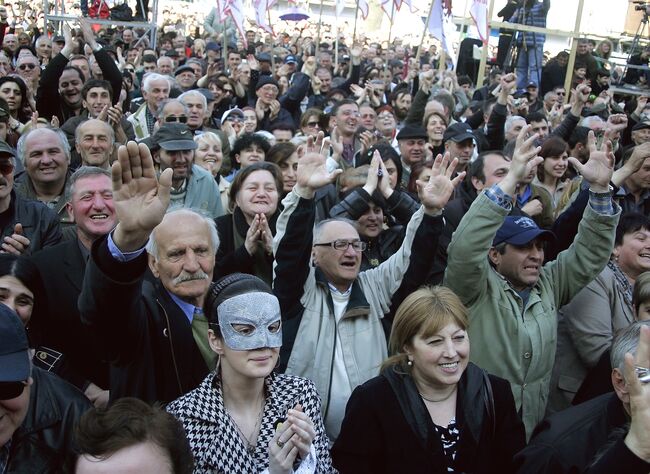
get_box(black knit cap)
[205,273,273,325]
[256,76,280,91]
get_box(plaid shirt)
[510,0,550,49]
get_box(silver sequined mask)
[217,292,282,351]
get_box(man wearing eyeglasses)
[274,151,463,441]
[0,306,91,472]
[15,55,39,93]
[0,140,61,254]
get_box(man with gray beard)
[79,141,220,404]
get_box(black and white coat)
[166,371,336,474]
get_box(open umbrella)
[279,6,310,21]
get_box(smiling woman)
[213,162,282,285]
[332,286,526,474]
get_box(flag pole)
[316,0,324,51]
[352,0,360,45]
[475,0,495,90]
[415,0,436,64]
[335,6,340,72]
[268,8,275,75]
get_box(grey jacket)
[547,264,635,413]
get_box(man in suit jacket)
[32,166,116,408]
[79,142,220,404]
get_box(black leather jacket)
[5,367,91,473]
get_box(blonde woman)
[194,131,231,214]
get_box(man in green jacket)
[444,127,620,438]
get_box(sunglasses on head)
[0,380,27,400]
[18,63,36,70]
[164,116,188,123]
[0,158,14,176]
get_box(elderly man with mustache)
[79,141,220,404]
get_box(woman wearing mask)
[166,274,334,474]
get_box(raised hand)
[568,130,614,192]
[284,404,316,460]
[296,152,342,198]
[362,151,381,195]
[111,142,172,252]
[78,17,99,50]
[500,125,543,195]
[416,153,465,215]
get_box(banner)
[358,0,369,19]
[469,0,488,44]
[225,0,247,48]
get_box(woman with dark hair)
[534,135,570,213]
[298,108,322,137]
[423,110,447,158]
[166,274,334,473]
[267,142,298,196]
[0,253,46,329]
[549,213,650,413]
[332,285,525,473]
[330,150,419,270]
[407,160,434,197]
[213,162,282,284]
[242,106,258,134]
[0,75,31,128]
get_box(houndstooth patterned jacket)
[166,371,336,473]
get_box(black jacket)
[514,393,649,474]
[1,191,62,255]
[31,238,109,391]
[329,187,419,271]
[79,236,209,404]
[36,49,122,125]
[213,207,277,285]
[332,363,525,474]
[5,367,91,473]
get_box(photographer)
[509,0,551,91]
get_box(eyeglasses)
[555,91,566,96]
[306,121,320,127]
[0,159,14,176]
[18,63,36,70]
[314,239,367,251]
[0,380,26,400]
[164,115,188,123]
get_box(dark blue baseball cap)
[0,305,30,382]
[493,216,555,247]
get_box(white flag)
[358,0,369,19]
[254,0,276,35]
[225,0,247,48]
[469,0,488,44]
[427,0,455,66]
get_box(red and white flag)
[254,0,276,35]
[357,0,369,19]
[224,0,247,48]
[469,0,489,44]
[427,0,455,65]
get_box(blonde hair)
[382,286,469,373]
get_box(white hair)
[178,90,207,110]
[142,73,171,93]
[145,208,220,259]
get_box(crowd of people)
[2,1,650,473]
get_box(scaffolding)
[42,0,160,48]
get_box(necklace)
[226,390,266,455]
[230,399,265,454]
[418,388,456,403]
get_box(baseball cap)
[0,305,30,382]
[493,216,555,247]
[52,35,65,44]
[205,41,221,52]
[632,122,650,132]
[526,81,538,89]
[284,55,297,64]
[0,140,16,157]
[396,124,428,141]
[222,108,244,122]
[174,65,194,77]
[152,123,197,151]
[257,52,272,63]
[443,122,475,143]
